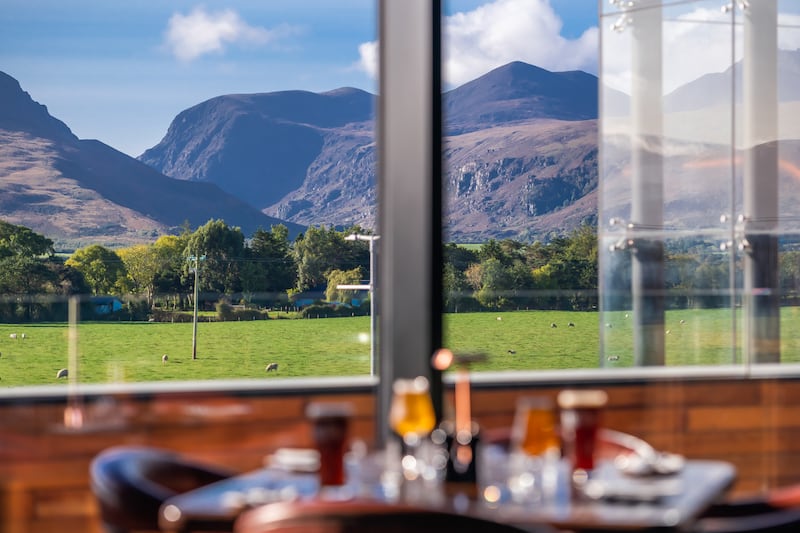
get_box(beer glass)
[388,376,436,480]
[306,401,353,488]
[558,389,608,473]
[508,396,559,503]
[511,396,560,458]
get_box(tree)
[65,245,126,295]
[293,226,368,292]
[118,244,161,308]
[152,234,191,301]
[474,257,514,309]
[443,262,472,312]
[244,225,297,303]
[0,220,54,259]
[325,267,364,304]
[185,219,246,295]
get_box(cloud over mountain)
[356,0,598,88]
[164,7,297,62]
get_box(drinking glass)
[511,396,560,458]
[508,396,560,503]
[557,389,608,475]
[306,401,353,489]
[388,376,437,481]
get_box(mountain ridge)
[139,60,600,241]
[0,72,305,250]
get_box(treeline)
[0,218,601,322]
[10,217,798,323]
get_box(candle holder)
[431,349,487,499]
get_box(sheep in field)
[550,322,557,328]
[265,362,279,372]
[9,333,16,340]
[56,368,68,379]
[162,354,168,365]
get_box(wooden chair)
[90,445,237,533]
[233,499,556,533]
[692,483,800,533]
[692,507,800,533]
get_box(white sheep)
[265,362,279,372]
[9,333,16,340]
[56,368,68,379]
[161,354,169,365]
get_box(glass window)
[598,0,800,370]
[0,1,379,389]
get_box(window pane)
[0,1,378,387]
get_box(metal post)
[189,254,205,360]
[342,234,380,377]
[630,1,665,365]
[743,1,779,363]
[378,0,443,448]
[192,259,198,360]
[368,237,377,377]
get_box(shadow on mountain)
[53,139,304,237]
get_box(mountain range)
[139,61,602,243]
[3,53,800,250]
[0,72,304,250]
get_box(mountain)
[445,61,599,134]
[0,72,304,250]
[141,61,599,241]
[7,54,800,246]
[665,49,800,112]
[139,88,374,211]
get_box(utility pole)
[341,234,380,376]
[188,253,206,360]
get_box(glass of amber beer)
[508,396,560,503]
[511,396,560,458]
[388,376,436,479]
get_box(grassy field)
[2,308,800,387]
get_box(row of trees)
[11,216,793,322]
[0,218,600,321]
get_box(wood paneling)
[1,376,799,533]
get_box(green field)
[2,308,800,387]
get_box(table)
[159,458,736,533]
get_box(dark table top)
[159,458,736,533]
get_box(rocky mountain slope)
[140,61,600,242]
[0,72,304,250]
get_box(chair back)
[234,499,555,533]
[693,507,800,533]
[90,445,235,533]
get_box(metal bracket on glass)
[608,217,637,252]
[721,1,748,13]
[608,0,634,33]
[718,214,751,254]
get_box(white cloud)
[357,41,378,79]
[444,0,598,86]
[164,7,290,62]
[354,0,598,87]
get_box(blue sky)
[0,1,600,157]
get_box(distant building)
[90,296,123,315]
